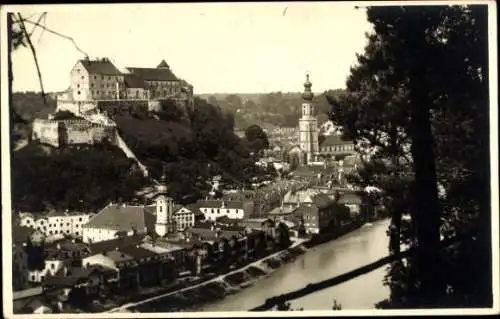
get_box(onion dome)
[302,74,314,101]
[156,164,168,194]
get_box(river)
[198,218,391,311]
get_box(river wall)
[127,220,365,313]
[130,244,309,313]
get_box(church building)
[289,74,357,167]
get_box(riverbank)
[112,219,367,313]
[106,238,309,313]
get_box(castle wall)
[96,99,149,116]
[32,118,116,147]
[56,99,99,115]
[32,119,60,147]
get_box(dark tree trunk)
[408,72,444,307]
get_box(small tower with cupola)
[154,165,175,236]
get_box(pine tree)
[328,5,491,308]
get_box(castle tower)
[298,74,319,164]
[154,165,175,236]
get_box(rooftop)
[126,63,178,82]
[124,74,145,89]
[140,241,184,254]
[84,203,155,232]
[79,58,123,76]
[88,234,145,254]
[197,200,245,209]
[320,135,354,147]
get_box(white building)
[19,211,95,238]
[197,200,250,221]
[171,206,195,231]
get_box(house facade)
[197,200,253,221]
[70,58,125,101]
[19,211,95,239]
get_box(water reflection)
[198,219,391,311]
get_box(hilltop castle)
[55,57,194,115]
[32,57,195,147]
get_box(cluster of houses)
[12,163,365,314]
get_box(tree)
[244,124,269,155]
[328,5,491,308]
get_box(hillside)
[113,97,262,203]
[197,89,346,130]
[11,142,148,213]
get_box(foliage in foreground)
[11,142,148,213]
[328,5,491,308]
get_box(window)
[60,223,63,227]
[77,84,80,88]
[102,76,104,80]
[91,83,94,88]
[97,90,99,94]
[81,76,84,79]
[77,91,81,95]
[51,263,55,269]
[108,76,111,80]
[67,223,70,226]
[94,76,97,80]
[31,275,35,281]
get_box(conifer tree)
[328,5,491,308]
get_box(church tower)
[154,165,175,237]
[298,74,319,164]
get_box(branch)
[16,13,46,105]
[20,16,89,58]
[28,12,46,38]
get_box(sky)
[9,2,373,94]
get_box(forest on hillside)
[11,142,148,213]
[198,89,346,130]
[115,98,272,203]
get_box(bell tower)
[154,165,175,236]
[298,74,319,164]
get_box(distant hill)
[196,89,346,130]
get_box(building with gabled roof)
[197,199,254,221]
[82,203,156,244]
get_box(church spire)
[302,73,314,101]
[156,163,168,195]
